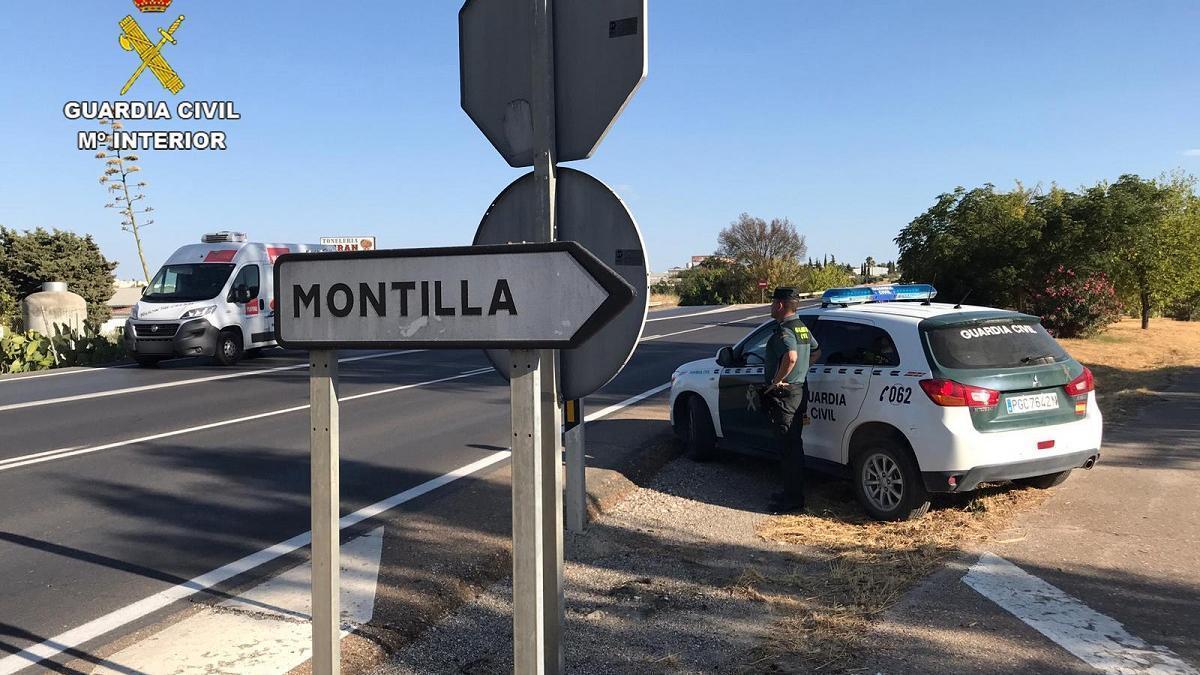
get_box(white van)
[124,232,330,366]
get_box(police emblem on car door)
[718,325,774,451]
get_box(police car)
[668,284,1103,521]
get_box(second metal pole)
[310,350,340,675]
[565,399,587,534]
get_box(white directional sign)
[273,242,633,349]
[459,0,647,166]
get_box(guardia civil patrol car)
[668,284,1103,521]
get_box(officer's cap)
[771,287,800,301]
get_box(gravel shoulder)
[372,451,798,674]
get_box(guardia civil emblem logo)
[118,0,186,95]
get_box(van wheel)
[134,355,163,368]
[1015,470,1071,489]
[853,442,930,521]
[683,395,718,461]
[215,330,243,366]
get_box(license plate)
[1005,392,1059,415]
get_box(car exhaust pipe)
[1083,455,1097,470]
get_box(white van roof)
[163,240,329,266]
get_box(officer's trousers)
[762,384,808,500]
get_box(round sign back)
[474,167,648,399]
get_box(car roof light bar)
[821,284,937,306]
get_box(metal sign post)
[531,0,564,670]
[309,350,340,675]
[564,399,587,534]
[509,348,546,674]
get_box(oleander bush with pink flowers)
[1028,266,1122,338]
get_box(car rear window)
[923,320,1068,369]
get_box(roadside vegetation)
[653,214,861,305]
[0,227,123,373]
[897,172,1200,335]
[744,316,1200,670]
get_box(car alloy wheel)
[862,451,904,512]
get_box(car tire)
[852,441,931,521]
[683,395,718,462]
[133,355,163,368]
[214,329,244,366]
[1015,470,1071,489]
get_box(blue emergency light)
[821,284,937,306]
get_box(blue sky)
[1,1,1197,279]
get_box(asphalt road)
[0,303,777,672]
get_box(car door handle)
[259,299,265,310]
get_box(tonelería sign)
[273,242,634,350]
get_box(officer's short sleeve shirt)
[764,318,815,385]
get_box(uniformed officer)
[762,287,821,513]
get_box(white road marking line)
[585,383,670,422]
[0,350,425,413]
[0,446,83,469]
[641,314,769,341]
[92,528,385,675]
[963,553,1199,675]
[0,368,487,473]
[0,374,673,673]
[0,452,510,675]
[644,305,761,322]
[0,364,135,384]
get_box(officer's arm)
[770,350,799,387]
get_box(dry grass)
[649,293,680,308]
[1058,318,1200,422]
[745,483,1048,672]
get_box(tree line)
[896,173,1200,330]
[0,227,118,329]
[658,213,857,305]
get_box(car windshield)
[142,264,235,303]
[924,319,1069,369]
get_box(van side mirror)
[716,346,737,367]
[232,285,251,303]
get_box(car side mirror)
[716,346,736,367]
[232,285,251,303]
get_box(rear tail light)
[1066,367,1094,397]
[919,379,1000,408]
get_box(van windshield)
[142,264,235,303]
[924,319,1069,369]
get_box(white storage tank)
[21,282,88,335]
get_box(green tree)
[895,183,1044,309]
[1087,174,1200,328]
[797,263,853,293]
[674,258,750,305]
[0,227,118,327]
